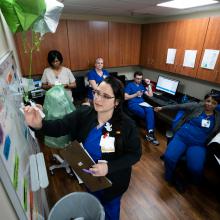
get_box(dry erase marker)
[82,168,95,174]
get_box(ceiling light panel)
[157,0,219,9]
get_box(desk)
[144,95,178,128]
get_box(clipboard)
[59,140,112,192]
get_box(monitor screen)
[156,75,179,95]
[33,79,42,89]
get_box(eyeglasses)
[93,90,115,100]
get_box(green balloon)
[0,0,46,33]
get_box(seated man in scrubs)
[124,71,159,145]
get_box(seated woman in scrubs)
[155,93,220,189]
[24,76,141,220]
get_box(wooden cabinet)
[140,23,157,69]
[141,18,209,78]
[141,21,180,72]
[174,18,209,77]
[14,20,70,76]
[67,20,108,71]
[196,17,220,83]
[109,22,141,67]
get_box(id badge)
[201,119,210,128]
[100,135,115,153]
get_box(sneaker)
[146,132,159,146]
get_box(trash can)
[48,192,105,220]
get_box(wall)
[141,67,220,100]
[72,64,219,100]
[0,10,21,76]
[144,8,220,24]
[0,17,8,56]
[61,8,220,24]
[61,13,143,24]
[71,66,140,86]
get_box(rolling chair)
[49,153,73,176]
[72,76,88,104]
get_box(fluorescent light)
[157,0,218,9]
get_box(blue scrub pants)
[91,191,121,220]
[128,103,155,131]
[164,134,207,184]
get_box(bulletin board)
[0,51,48,219]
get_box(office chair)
[72,76,88,104]
[49,153,73,176]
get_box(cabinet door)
[88,21,109,67]
[197,17,220,83]
[109,22,141,67]
[67,20,90,70]
[141,22,176,71]
[68,20,109,70]
[160,21,181,73]
[14,20,70,76]
[175,18,209,77]
[140,24,153,68]
[122,23,141,66]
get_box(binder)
[60,140,112,192]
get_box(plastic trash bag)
[43,85,76,148]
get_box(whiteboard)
[0,51,48,219]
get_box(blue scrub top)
[83,125,103,162]
[87,69,109,100]
[177,112,215,145]
[124,82,146,106]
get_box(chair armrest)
[208,132,220,145]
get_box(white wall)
[73,65,219,100]
[141,67,220,100]
[0,10,21,75]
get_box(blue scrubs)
[124,82,155,131]
[87,69,109,100]
[83,125,121,220]
[164,112,215,183]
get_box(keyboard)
[150,96,177,106]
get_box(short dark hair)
[47,50,63,67]
[204,92,220,104]
[134,71,143,78]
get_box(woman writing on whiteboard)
[24,76,141,220]
[41,50,76,101]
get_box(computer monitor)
[33,79,42,89]
[156,75,179,95]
